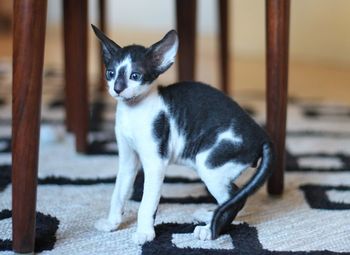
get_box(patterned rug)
[1,60,350,254]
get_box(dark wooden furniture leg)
[218,0,230,94]
[63,0,89,153]
[12,0,47,253]
[63,0,73,132]
[266,0,290,195]
[98,0,107,92]
[176,0,197,81]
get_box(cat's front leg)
[133,158,166,245]
[95,135,139,232]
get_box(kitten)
[92,25,274,245]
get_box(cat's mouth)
[119,95,142,105]
[123,96,137,102]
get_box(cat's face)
[92,25,178,103]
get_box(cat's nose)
[114,87,125,94]
[114,81,126,95]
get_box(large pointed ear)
[91,24,121,65]
[147,30,179,74]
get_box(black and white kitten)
[92,25,274,245]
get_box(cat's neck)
[117,84,159,110]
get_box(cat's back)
[157,81,249,126]
[158,81,232,106]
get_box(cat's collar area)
[117,84,158,107]
[120,95,142,106]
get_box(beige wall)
[47,0,350,66]
[232,0,350,66]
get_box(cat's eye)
[105,69,115,80]
[130,72,142,81]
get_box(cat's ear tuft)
[147,30,179,74]
[91,24,121,65]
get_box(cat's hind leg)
[192,183,243,224]
[193,160,248,240]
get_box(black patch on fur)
[114,66,127,93]
[206,140,240,168]
[142,222,347,255]
[0,164,11,192]
[0,210,59,252]
[117,66,126,80]
[158,82,268,164]
[153,111,170,158]
[300,185,350,210]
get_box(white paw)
[193,225,212,241]
[94,218,120,232]
[133,230,156,245]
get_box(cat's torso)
[116,81,269,170]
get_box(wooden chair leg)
[63,0,89,153]
[176,0,197,81]
[266,0,290,195]
[98,0,107,92]
[12,0,47,253]
[63,0,73,132]
[218,0,230,94]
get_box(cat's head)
[92,25,178,103]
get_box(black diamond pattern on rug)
[300,185,350,210]
[0,210,59,252]
[142,223,350,255]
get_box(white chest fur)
[115,87,165,152]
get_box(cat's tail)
[210,141,274,239]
